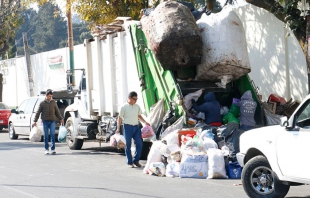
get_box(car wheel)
[0,127,3,131]
[9,123,18,140]
[242,155,290,198]
[65,117,83,150]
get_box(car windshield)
[296,101,310,127]
[0,103,9,109]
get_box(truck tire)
[65,117,83,150]
[9,123,18,140]
[242,155,290,198]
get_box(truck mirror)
[280,116,288,127]
[67,84,73,94]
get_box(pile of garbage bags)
[143,127,242,179]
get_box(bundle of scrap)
[91,17,132,40]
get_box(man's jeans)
[43,120,56,151]
[123,124,143,165]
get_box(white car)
[237,95,310,198]
[8,90,75,140]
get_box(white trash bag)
[29,126,42,142]
[207,148,228,179]
[183,89,204,110]
[196,9,251,87]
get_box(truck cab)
[237,94,310,197]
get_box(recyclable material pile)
[140,97,242,179]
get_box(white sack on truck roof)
[140,1,202,71]
[196,9,251,87]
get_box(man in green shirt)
[116,91,150,168]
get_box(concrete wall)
[233,4,308,101]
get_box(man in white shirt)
[116,91,150,168]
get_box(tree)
[0,0,24,57]
[14,8,37,56]
[30,3,67,53]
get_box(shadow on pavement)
[0,184,163,198]
[286,197,310,198]
[0,140,125,156]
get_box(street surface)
[0,130,310,198]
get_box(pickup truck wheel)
[9,123,18,140]
[65,117,83,150]
[242,156,290,198]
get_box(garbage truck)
[63,18,265,152]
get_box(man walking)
[33,89,64,154]
[116,91,150,168]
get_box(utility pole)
[23,32,34,97]
[67,0,75,86]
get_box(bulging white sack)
[196,9,251,86]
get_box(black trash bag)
[221,122,243,158]
[156,102,176,140]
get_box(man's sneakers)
[45,150,56,155]
[128,164,134,168]
[133,161,142,168]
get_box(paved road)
[0,130,309,198]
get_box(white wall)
[1,44,86,107]
[233,4,308,101]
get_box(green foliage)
[72,0,148,25]
[268,0,307,33]
[0,0,24,57]
[31,3,67,52]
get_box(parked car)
[237,95,310,198]
[8,89,76,140]
[0,102,11,131]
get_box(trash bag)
[29,126,42,142]
[227,161,242,179]
[196,9,251,86]
[160,116,184,139]
[110,134,126,149]
[148,162,166,177]
[229,104,240,117]
[222,112,239,125]
[156,102,176,140]
[183,89,204,110]
[166,162,180,178]
[144,99,166,141]
[207,148,228,179]
[143,141,163,174]
[58,125,68,143]
[141,125,154,139]
[264,109,283,126]
[141,1,202,71]
[180,154,208,179]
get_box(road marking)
[0,184,40,198]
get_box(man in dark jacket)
[235,90,257,131]
[33,89,64,154]
[192,92,221,126]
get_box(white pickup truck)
[237,95,310,198]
